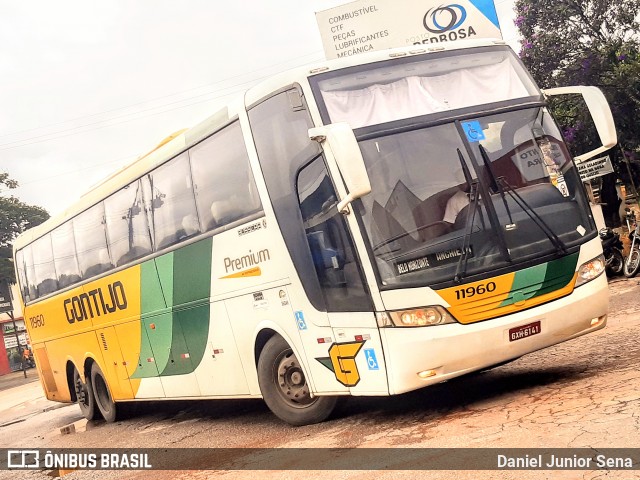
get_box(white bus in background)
[14,39,616,426]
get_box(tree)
[0,172,49,283]
[514,0,640,184]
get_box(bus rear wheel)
[73,368,98,420]
[90,363,118,422]
[258,335,337,426]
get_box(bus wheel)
[90,363,118,423]
[73,368,98,420]
[257,335,337,426]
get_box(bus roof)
[243,38,508,105]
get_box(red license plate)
[509,321,541,342]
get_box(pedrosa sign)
[315,0,502,59]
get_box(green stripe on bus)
[499,253,579,308]
[141,259,167,312]
[534,252,579,297]
[134,238,213,378]
[155,253,175,308]
[170,239,212,371]
[509,262,548,301]
[173,239,212,305]
[132,261,169,378]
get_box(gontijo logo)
[423,4,467,33]
[316,341,365,387]
[63,281,128,324]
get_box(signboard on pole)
[4,333,28,349]
[577,155,614,182]
[0,280,13,314]
[316,0,502,59]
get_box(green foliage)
[514,0,640,181]
[0,173,49,283]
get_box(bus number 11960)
[455,281,497,300]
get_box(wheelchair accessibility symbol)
[461,121,486,143]
[294,311,307,330]
[364,348,379,370]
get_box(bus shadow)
[109,364,585,429]
[114,397,272,425]
[333,364,586,423]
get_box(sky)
[0,0,519,217]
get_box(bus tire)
[90,363,118,423]
[73,368,99,421]
[257,335,337,426]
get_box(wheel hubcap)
[276,351,314,406]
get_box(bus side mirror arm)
[542,86,617,162]
[309,123,372,214]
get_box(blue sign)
[468,0,501,29]
[294,311,307,330]
[461,121,486,142]
[364,349,379,370]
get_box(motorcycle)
[624,209,640,278]
[599,227,624,277]
[22,349,36,368]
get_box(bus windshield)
[357,106,594,287]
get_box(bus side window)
[20,246,38,302]
[146,152,200,249]
[297,157,371,312]
[189,121,262,231]
[104,180,152,266]
[14,249,29,302]
[31,234,58,297]
[74,203,113,279]
[51,221,81,288]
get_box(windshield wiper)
[478,144,567,254]
[479,145,515,230]
[454,149,479,283]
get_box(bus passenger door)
[248,87,387,395]
[297,156,388,395]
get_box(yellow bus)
[14,39,616,426]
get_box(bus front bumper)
[379,273,609,395]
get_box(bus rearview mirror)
[542,86,617,162]
[309,123,371,214]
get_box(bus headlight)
[574,254,605,287]
[376,306,457,327]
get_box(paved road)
[1,277,639,480]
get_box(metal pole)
[9,311,26,378]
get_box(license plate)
[509,321,541,342]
